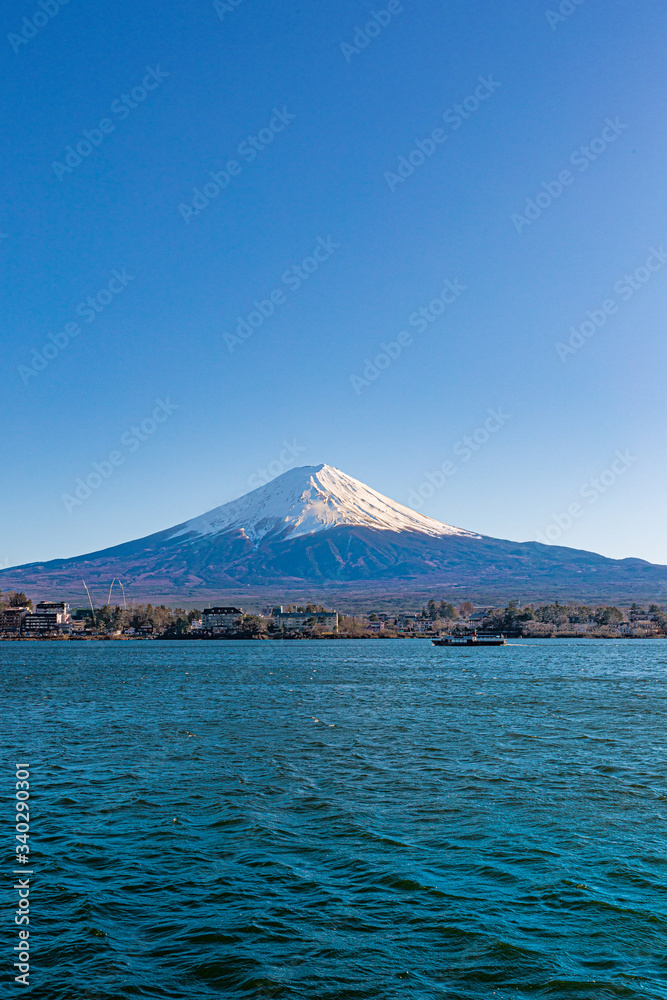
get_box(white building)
[202,607,244,630]
[23,602,71,633]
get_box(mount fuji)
[169,464,479,544]
[2,464,666,607]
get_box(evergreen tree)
[594,606,623,626]
[239,615,266,637]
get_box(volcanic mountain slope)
[2,464,667,605]
[169,463,478,542]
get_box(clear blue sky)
[2,0,666,568]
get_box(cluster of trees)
[629,602,666,627]
[414,600,474,621]
[0,591,32,609]
[481,601,598,630]
[478,600,666,634]
[361,600,474,625]
[421,600,458,621]
[6,590,667,639]
[337,614,382,638]
[74,604,200,635]
[235,615,267,637]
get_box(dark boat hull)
[432,638,506,646]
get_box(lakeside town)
[1,591,666,640]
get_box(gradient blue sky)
[2,0,666,568]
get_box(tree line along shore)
[1,592,666,640]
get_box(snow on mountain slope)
[169,464,479,544]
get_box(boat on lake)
[432,631,506,647]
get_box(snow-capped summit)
[169,464,478,544]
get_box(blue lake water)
[3,638,667,999]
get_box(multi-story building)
[0,607,29,634]
[36,602,69,618]
[274,609,338,632]
[202,607,244,631]
[23,602,70,634]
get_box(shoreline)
[1,634,665,643]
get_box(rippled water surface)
[3,638,667,999]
